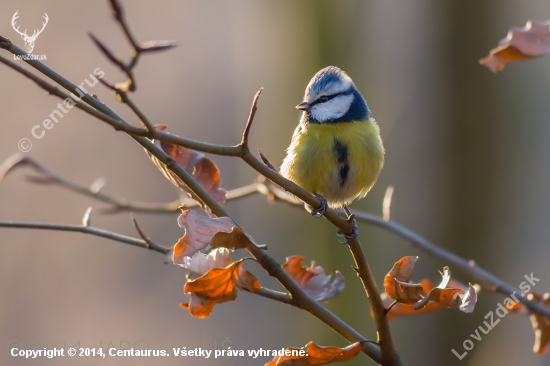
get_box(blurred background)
[1,0,550,365]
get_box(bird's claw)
[336,216,358,244]
[308,194,328,218]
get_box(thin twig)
[0,220,169,254]
[258,150,278,172]
[0,55,144,135]
[131,214,154,249]
[244,287,292,305]
[240,88,263,147]
[119,93,155,134]
[0,153,182,213]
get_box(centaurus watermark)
[11,11,48,60]
[17,68,106,152]
[452,272,540,360]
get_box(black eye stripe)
[311,91,351,106]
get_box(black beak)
[296,102,310,111]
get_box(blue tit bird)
[280,66,384,218]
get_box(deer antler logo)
[11,11,49,53]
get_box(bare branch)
[347,234,402,364]
[88,33,125,69]
[244,287,292,305]
[0,154,180,213]
[131,214,154,249]
[119,93,155,133]
[0,220,169,254]
[240,88,263,148]
[258,150,278,172]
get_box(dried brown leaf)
[265,341,362,366]
[147,125,226,209]
[480,20,550,73]
[173,210,235,263]
[384,256,424,304]
[182,258,260,318]
[282,256,345,302]
[381,260,477,318]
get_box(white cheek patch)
[310,94,354,122]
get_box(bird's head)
[297,66,369,124]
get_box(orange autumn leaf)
[381,279,444,320]
[382,257,477,318]
[173,210,235,263]
[480,20,550,73]
[147,125,226,209]
[384,256,424,304]
[382,279,476,319]
[182,258,260,318]
[265,341,362,366]
[282,256,345,302]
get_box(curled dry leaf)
[182,258,260,318]
[173,210,264,264]
[383,257,477,317]
[173,210,235,263]
[265,341,362,366]
[384,256,424,304]
[147,125,226,209]
[381,279,476,319]
[282,256,345,302]
[480,20,550,73]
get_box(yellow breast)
[280,118,384,208]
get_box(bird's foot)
[336,214,358,244]
[306,194,328,218]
